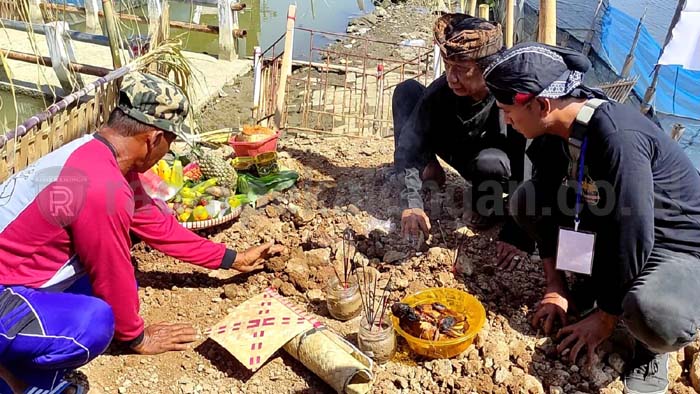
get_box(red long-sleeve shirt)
[0,134,236,342]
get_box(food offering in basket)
[391,288,486,359]
[147,143,247,226]
[229,124,280,157]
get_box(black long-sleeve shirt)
[530,100,700,314]
[393,75,534,252]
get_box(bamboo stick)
[101,0,122,68]
[1,48,110,76]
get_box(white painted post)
[218,0,236,61]
[84,0,102,35]
[252,46,262,112]
[148,0,163,40]
[45,21,84,92]
[432,44,442,81]
[232,0,240,57]
[27,0,44,24]
[193,5,203,24]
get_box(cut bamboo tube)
[478,4,489,20]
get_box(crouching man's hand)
[132,322,197,355]
[234,242,286,273]
[401,208,431,239]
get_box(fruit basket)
[142,128,299,230]
[391,288,486,359]
[147,155,248,230]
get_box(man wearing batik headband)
[393,13,532,267]
[483,42,700,394]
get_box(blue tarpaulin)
[600,6,700,119]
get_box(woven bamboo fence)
[0,80,119,181]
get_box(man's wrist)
[125,330,145,349]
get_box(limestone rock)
[522,374,545,394]
[304,248,331,267]
[484,340,510,365]
[689,352,700,391]
[383,250,406,264]
[305,289,324,303]
[669,351,683,383]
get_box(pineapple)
[190,147,238,191]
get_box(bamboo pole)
[505,0,515,47]
[582,0,604,56]
[1,49,110,77]
[101,0,122,68]
[621,9,646,78]
[642,0,685,115]
[539,0,557,45]
[273,4,296,130]
[468,0,477,16]
[478,4,489,19]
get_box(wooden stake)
[478,4,489,20]
[101,0,122,69]
[539,0,557,45]
[505,0,515,47]
[218,0,236,61]
[273,4,296,130]
[84,0,102,35]
[233,0,240,58]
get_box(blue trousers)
[0,276,115,393]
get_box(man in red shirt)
[0,72,283,394]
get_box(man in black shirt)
[393,14,532,264]
[483,42,700,394]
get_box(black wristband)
[220,248,237,269]
[125,330,145,349]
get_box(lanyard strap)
[574,137,588,232]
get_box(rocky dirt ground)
[74,1,700,393]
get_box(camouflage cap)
[118,71,191,139]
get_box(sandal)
[23,380,85,394]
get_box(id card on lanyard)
[556,137,596,275]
